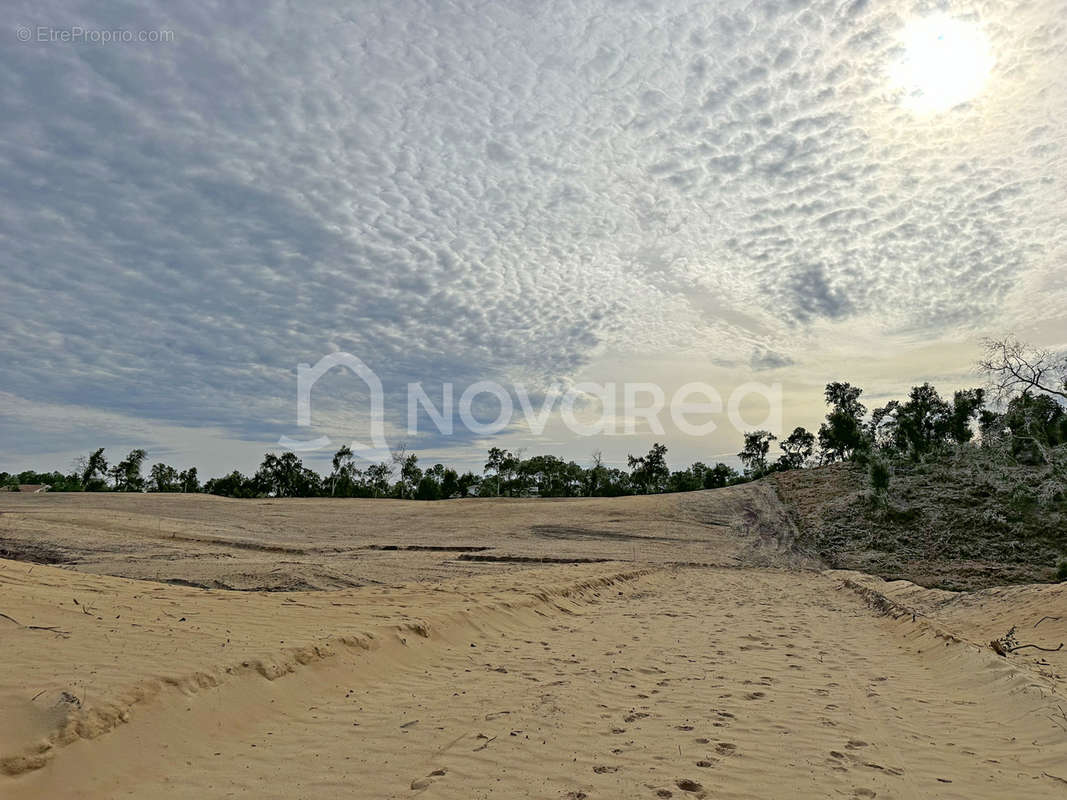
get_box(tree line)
[1,442,749,500]
[4,336,1063,500]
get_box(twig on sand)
[1035,616,1062,628]
[0,610,70,636]
[1009,642,1064,654]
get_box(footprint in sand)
[744,691,765,700]
[410,767,447,791]
[593,765,619,774]
[675,778,703,792]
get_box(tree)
[365,462,392,498]
[254,452,320,497]
[397,453,422,499]
[738,431,776,476]
[627,443,669,494]
[894,383,952,458]
[178,467,200,493]
[1000,391,1067,464]
[584,450,607,497]
[407,464,458,501]
[818,382,867,462]
[503,449,528,496]
[703,462,739,489]
[456,471,480,497]
[948,388,986,444]
[329,445,355,497]
[80,447,109,491]
[149,462,180,492]
[667,467,703,493]
[110,449,147,492]
[3,469,80,492]
[777,427,815,471]
[483,447,510,497]
[439,466,460,499]
[204,470,254,497]
[979,335,1067,404]
[414,472,442,501]
[868,401,901,450]
[520,454,583,497]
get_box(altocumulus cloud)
[1,0,1064,465]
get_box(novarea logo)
[280,353,781,457]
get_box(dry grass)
[773,447,1067,590]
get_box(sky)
[2,0,1065,477]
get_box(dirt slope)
[772,456,1067,590]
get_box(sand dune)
[3,552,1067,798]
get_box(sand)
[0,486,807,588]
[2,493,1066,798]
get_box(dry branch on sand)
[989,625,1064,656]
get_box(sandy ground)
[2,493,1066,797]
[0,487,807,589]
[831,570,1067,693]
[3,557,1067,798]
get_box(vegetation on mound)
[770,336,1066,590]
[774,446,1066,590]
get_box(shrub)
[1057,559,1067,582]
[869,458,891,494]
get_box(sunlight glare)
[890,14,994,113]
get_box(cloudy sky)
[2,0,1065,476]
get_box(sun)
[889,14,994,113]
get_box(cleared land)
[2,490,1066,798]
[0,485,807,589]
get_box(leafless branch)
[978,335,1067,405]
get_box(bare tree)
[978,335,1067,404]
[586,449,605,497]
[389,443,407,480]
